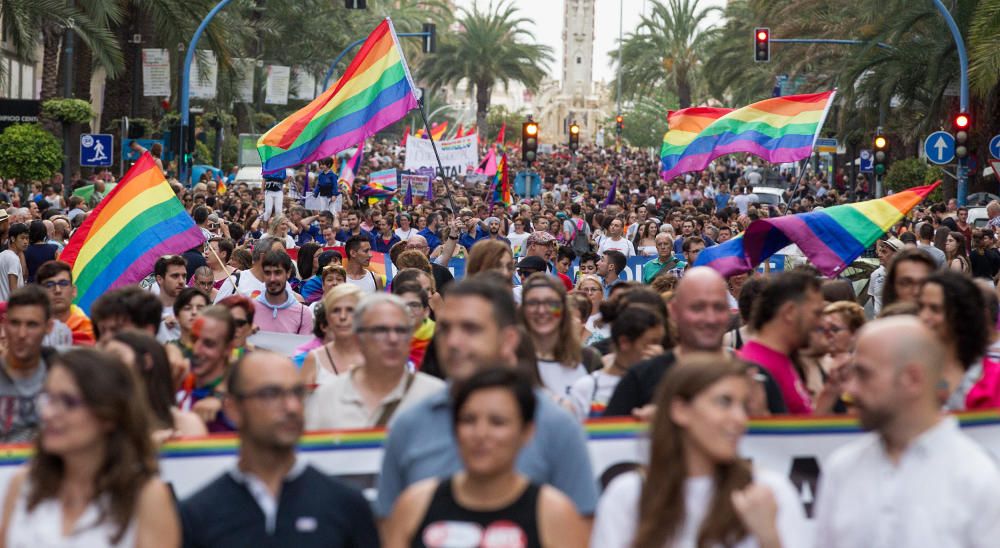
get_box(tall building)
[562,0,595,98]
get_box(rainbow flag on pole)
[257,18,418,174]
[60,153,206,312]
[660,91,836,180]
[695,182,940,277]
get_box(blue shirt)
[715,192,731,212]
[371,231,400,253]
[316,169,339,196]
[374,387,598,518]
[335,229,372,245]
[296,224,324,246]
[418,228,442,254]
[458,226,486,251]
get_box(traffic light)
[615,115,623,135]
[522,119,539,165]
[873,130,889,176]
[422,23,436,53]
[568,123,580,152]
[954,112,970,159]
[754,28,770,62]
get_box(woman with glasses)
[395,213,417,241]
[0,348,180,546]
[300,284,365,388]
[384,368,588,548]
[819,301,866,382]
[102,330,207,443]
[218,295,257,360]
[591,355,808,548]
[520,274,586,399]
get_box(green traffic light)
[875,164,885,176]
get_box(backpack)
[570,218,592,255]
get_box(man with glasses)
[305,293,443,430]
[181,350,379,547]
[35,260,94,346]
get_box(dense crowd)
[0,141,995,546]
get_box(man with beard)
[251,250,313,335]
[814,317,1000,547]
[181,351,378,546]
[478,216,509,246]
[738,271,825,414]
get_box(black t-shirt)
[603,350,788,416]
[970,248,1000,280]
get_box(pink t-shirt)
[252,300,314,336]
[738,340,812,414]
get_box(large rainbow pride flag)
[695,182,940,277]
[660,91,836,180]
[61,153,206,312]
[257,18,418,174]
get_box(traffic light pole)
[931,0,970,205]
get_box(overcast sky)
[452,0,726,83]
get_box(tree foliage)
[0,125,63,183]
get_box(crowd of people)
[0,141,995,546]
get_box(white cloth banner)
[233,58,255,104]
[265,65,291,105]
[291,67,317,100]
[401,173,432,199]
[189,51,218,99]
[141,49,170,97]
[0,413,995,513]
[404,133,479,179]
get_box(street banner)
[401,172,432,202]
[291,67,317,101]
[265,65,291,105]
[404,133,479,178]
[141,49,171,97]
[189,51,218,99]
[233,58,255,103]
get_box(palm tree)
[609,0,719,109]
[418,0,552,137]
[969,0,1000,97]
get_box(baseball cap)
[517,255,548,272]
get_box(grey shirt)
[0,359,46,443]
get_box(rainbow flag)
[695,182,940,277]
[257,18,418,174]
[660,91,836,181]
[659,107,733,162]
[61,153,206,312]
[338,143,365,187]
[489,153,511,206]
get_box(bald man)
[604,267,734,416]
[181,351,379,547]
[404,233,454,292]
[815,317,1000,548]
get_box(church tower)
[562,0,595,99]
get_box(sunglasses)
[233,319,250,328]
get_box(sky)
[452,0,726,84]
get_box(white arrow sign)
[933,135,948,162]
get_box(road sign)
[859,149,873,173]
[815,138,837,153]
[989,135,1000,160]
[924,131,955,165]
[80,133,113,167]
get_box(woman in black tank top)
[383,369,587,548]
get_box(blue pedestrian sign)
[924,131,955,165]
[80,133,113,167]
[989,134,1000,160]
[859,149,873,173]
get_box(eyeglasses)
[576,286,601,294]
[234,385,308,404]
[42,280,71,289]
[36,392,87,413]
[357,325,412,340]
[517,269,539,278]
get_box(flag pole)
[417,97,458,212]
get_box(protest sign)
[404,134,479,178]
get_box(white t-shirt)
[733,194,759,215]
[507,231,530,257]
[214,270,294,302]
[598,236,635,258]
[568,370,622,421]
[0,250,21,301]
[591,469,809,548]
[537,359,587,398]
[394,227,417,241]
[346,270,378,294]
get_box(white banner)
[141,49,170,97]
[233,58,255,104]
[0,414,997,517]
[404,133,479,179]
[189,51,218,99]
[401,173,432,199]
[291,67,317,101]
[265,65,291,105]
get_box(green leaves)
[41,99,94,125]
[0,124,63,183]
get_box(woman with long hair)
[591,354,808,548]
[384,368,588,547]
[300,284,365,387]
[918,271,990,410]
[945,231,971,273]
[466,239,516,280]
[633,220,659,257]
[103,330,207,443]
[520,273,585,398]
[0,348,180,546]
[295,242,322,282]
[574,274,606,344]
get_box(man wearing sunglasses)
[181,350,379,546]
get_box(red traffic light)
[954,113,970,130]
[616,115,623,123]
[756,30,768,41]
